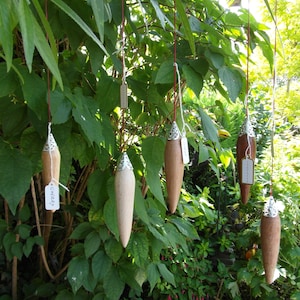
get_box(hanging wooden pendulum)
[236,5,256,204]
[164,4,189,213]
[115,0,135,248]
[42,123,61,211]
[261,5,280,284]
[236,117,256,204]
[260,196,281,284]
[115,151,135,247]
[165,121,185,213]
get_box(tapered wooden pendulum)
[260,196,281,284]
[115,152,135,247]
[42,129,61,211]
[236,117,256,204]
[164,121,184,214]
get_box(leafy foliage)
[0,0,299,299]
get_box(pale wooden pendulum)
[236,117,256,204]
[165,121,184,214]
[42,124,61,211]
[115,152,135,247]
[41,123,61,254]
[260,196,281,284]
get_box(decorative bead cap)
[263,196,279,218]
[43,133,58,152]
[168,121,181,140]
[117,152,133,171]
[239,117,255,137]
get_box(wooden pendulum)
[115,152,135,247]
[260,196,281,284]
[165,121,184,214]
[42,128,61,211]
[236,117,256,204]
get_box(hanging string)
[245,0,251,117]
[120,0,126,152]
[173,0,177,122]
[270,1,278,196]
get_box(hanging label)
[242,158,254,184]
[120,82,128,109]
[181,136,190,164]
[45,182,60,211]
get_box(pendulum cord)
[260,2,281,284]
[164,1,189,213]
[236,0,256,204]
[115,0,135,248]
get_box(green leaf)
[127,232,149,267]
[228,281,240,298]
[218,66,242,101]
[154,60,174,84]
[11,241,23,260]
[104,238,123,263]
[0,63,17,97]
[50,90,72,125]
[23,236,35,257]
[71,92,103,146]
[17,224,32,239]
[182,64,203,96]
[51,0,108,56]
[3,232,16,260]
[147,263,160,292]
[19,66,47,121]
[84,231,101,258]
[67,256,89,294]
[103,198,119,239]
[198,140,209,163]
[17,0,35,72]
[0,0,16,70]
[157,263,176,287]
[142,136,165,205]
[169,216,199,240]
[199,108,219,145]
[89,0,105,42]
[150,0,173,30]
[87,169,109,210]
[205,49,224,69]
[176,0,195,56]
[92,250,112,280]
[134,186,150,225]
[32,17,63,90]
[103,269,125,300]
[0,148,32,214]
[19,204,31,222]
[69,222,93,240]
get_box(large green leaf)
[104,238,123,263]
[51,0,108,56]
[142,136,165,205]
[0,147,32,214]
[33,16,63,90]
[218,66,243,101]
[92,250,112,280]
[0,0,16,70]
[103,198,119,239]
[0,63,17,97]
[50,90,72,125]
[199,107,219,145]
[182,64,203,96]
[67,256,89,294]
[157,263,176,287]
[169,216,199,240]
[147,263,160,293]
[175,0,195,57]
[150,0,173,30]
[89,0,105,42]
[87,169,109,210]
[84,231,101,258]
[154,60,174,84]
[127,232,149,267]
[17,0,35,72]
[103,268,125,300]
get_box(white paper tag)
[120,82,128,109]
[45,183,60,210]
[242,158,254,184]
[181,136,190,164]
